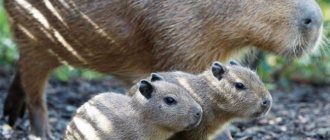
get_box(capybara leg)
[18,58,57,139]
[3,69,26,127]
[27,102,50,139]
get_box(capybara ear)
[151,73,164,82]
[139,80,153,99]
[211,62,226,80]
[229,60,241,66]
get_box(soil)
[0,64,329,140]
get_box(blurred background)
[0,0,329,139]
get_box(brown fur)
[3,0,321,138]
[129,62,272,140]
[65,79,202,140]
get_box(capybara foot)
[3,100,26,127]
[29,107,51,140]
[3,73,26,126]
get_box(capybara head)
[204,61,272,119]
[133,74,203,131]
[214,0,323,57]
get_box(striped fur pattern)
[3,0,322,138]
[129,62,272,140]
[65,79,202,140]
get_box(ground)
[0,65,329,140]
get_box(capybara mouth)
[285,28,323,58]
[184,123,199,130]
[292,46,306,57]
[289,44,313,57]
[251,107,271,119]
[250,111,264,119]
[184,118,202,130]
[278,44,311,58]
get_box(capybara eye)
[235,82,246,90]
[164,97,177,105]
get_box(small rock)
[65,105,77,112]
[279,126,287,132]
[2,124,13,139]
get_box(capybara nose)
[298,1,323,30]
[261,99,271,108]
[193,107,203,121]
[300,13,322,30]
[194,111,201,118]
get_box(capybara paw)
[3,97,26,127]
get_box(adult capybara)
[3,0,323,139]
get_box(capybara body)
[129,62,272,140]
[65,78,203,140]
[3,0,322,138]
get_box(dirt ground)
[0,65,329,140]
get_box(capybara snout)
[236,0,323,56]
[296,0,323,30]
[255,94,273,118]
[186,106,203,130]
